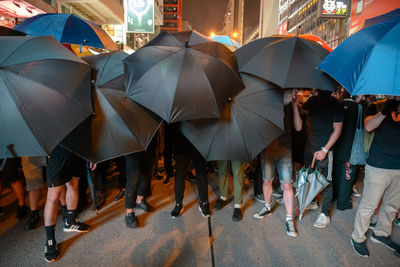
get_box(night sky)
[182,0,229,35]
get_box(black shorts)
[0,158,22,185]
[46,146,86,188]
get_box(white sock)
[265,203,271,210]
[220,196,227,201]
[234,204,241,209]
[286,215,293,222]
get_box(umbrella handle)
[310,155,316,169]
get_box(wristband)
[321,147,329,153]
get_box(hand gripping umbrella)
[318,14,400,96]
[235,35,337,91]
[124,30,244,123]
[0,36,92,159]
[14,13,118,51]
[61,51,162,164]
[180,73,284,162]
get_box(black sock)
[45,225,56,243]
[66,209,77,225]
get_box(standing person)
[124,137,157,228]
[333,90,361,210]
[351,97,400,258]
[293,89,344,229]
[253,95,299,237]
[213,160,245,221]
[170,124,210,218]
[44,145,91,263]
[162,122,176,185]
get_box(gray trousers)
[352,164,400,242]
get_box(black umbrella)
[124,30,244,123]
[0,36,92,159]
[61,51,162,164]
[180,73,284,162]
[0,26,26,36]
[235,36,337,91]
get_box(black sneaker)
[253,206,272,219]
[171,203,184,218]
[285,219,298,237]
[24,210,40,230]
[16,205,27,220]
[44,240,59,263]
[198,201,210,217]
[253,194,265,203]
[115,189,125,201]
[63,218,91,232]
[370,232,400,251]
[213,198,228,211]
[351,238,369,258]
[163,176,173,185]
[232,208,242,222]
[125,212,138,228]
[136,200,155,212]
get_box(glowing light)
[210,32,215,37]
[232,32,238,38]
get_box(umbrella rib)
[97,53,113,86]
[0,37,38,65]
[231,105,253,160]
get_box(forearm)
[323,128,341,151]
[364,113,385,132]
[292,104,303,131]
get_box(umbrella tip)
[185,40,189,48]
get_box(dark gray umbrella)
[235,36,337,91]
[180,73,284,162]
[61,51,162,164]
[0,36,92,159]
[124,30,244,123]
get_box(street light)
[210,32,215,37]
[232,32,238,38]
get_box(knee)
[66,178,79,191]
[282,184,294,194]
[47,188,62,203]
[263,180,273,186]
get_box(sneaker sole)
[63,228,90,233]
[350,239,369,258]
[44,256,58,263]
[198,206,210,217]
[370,235,397,251]
[286,231,298,237]
[171,207,184,218]
[313,223,329,229]
[253,212,271,219]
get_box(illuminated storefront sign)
[126,0,154,33]
[319,0,349,17]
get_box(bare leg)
[59,186,66,206]
[262,180,273,205]
[28,188,41,211]
[65,177,79,210]
[282,183,294,216]
[44,186,63,226]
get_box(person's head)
[283,89,295,105]
[317,89,331,98]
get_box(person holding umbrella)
[292,89,343,229]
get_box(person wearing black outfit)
[124,137,157,228]
[162,122,176,185]
[169,123,210,218]
[43,145,91,263]
[114,156,127,201]
[293,90,343,229]
[333,91,360,210]
[351,97,400,258]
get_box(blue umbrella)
[363,8,400,29]
[14,14,118,51]
[210,35,241,51]
[318,14,400,96]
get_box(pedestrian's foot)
[352,186,362,197]
[351,238,369,258]
[198,201,210,217]
[115,189,125,201]
[163,177,173,185]
[64,218,91,232]
[276,197,284,204]
[16,205,27,220]
[125,212,139,228]
[24,210,40,230]
[136,200,155,212]
[232,208,242,222]
[153,170,164,180]
[272,189,283,198]
[337,202,353,211]
[213,198,228,211]
[370,232,400,251]
[171,203,184,218]
[44,240,59,263]
[253,194,265,203]
[253,206,272,219]
[308,201,318,210]
[285,219,298,237]
[313,213,330,228]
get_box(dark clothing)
[116,157,126,189]
[266,105,292,158]
[253,156,263,196]
[291,109,307,164]
[334,99,359,162]
[303,95,344,149]
[46,146,85,188]
[163,123,175,178]
[95,161,109,193]
[0,158,21,184]
[334,159,359,209]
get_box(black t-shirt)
[366,103,400,170]
[334,99,359,162]
[303,95,344,149]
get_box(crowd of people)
[0,89,399,263]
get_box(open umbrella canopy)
[14,13,118,51]
[0,36,92,159]
[0,26,26,36]
[210,35,241,51]
[270,33,332,52]
[363,8,400,29]
[235,36,337,91]
[180,73,284,162]
[61,51,162,163]
[318,13,400,96]
[124,30,244,123]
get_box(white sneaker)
[308,201,318,210]
[352,186,362,197]
[313,213,330,228]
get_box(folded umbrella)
[14,13,118,51]
[0,36,92,159]
[318,14,400,96]
[235,35,337,91]
[180,73,284,161]
[124,30,244,123]
[61,51,162,163]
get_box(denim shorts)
[261,152,293,184]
